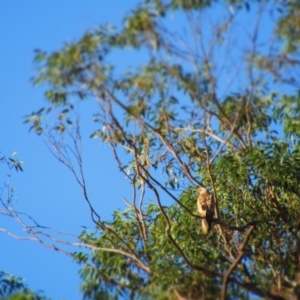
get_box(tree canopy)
[2,0,300,299]
[0,271,48,300]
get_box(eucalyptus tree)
[3,0,300,299]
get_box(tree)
[2,0,300,299]
[0,271,49,300]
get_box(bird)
[197,187,215,234]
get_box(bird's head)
[198,187,207,195]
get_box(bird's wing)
[197,191,212,217]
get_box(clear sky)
[0,1,139,299]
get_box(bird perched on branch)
[197,187,215,234]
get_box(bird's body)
[197,188,215,234]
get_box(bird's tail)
[201,218,210,235]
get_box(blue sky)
[0,1,139,299]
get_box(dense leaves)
[19,0,300,299]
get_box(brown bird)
[197,187,215,234]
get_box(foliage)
[14,0,300,299]
[0,271,49,300]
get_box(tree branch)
[221,225,256,300]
